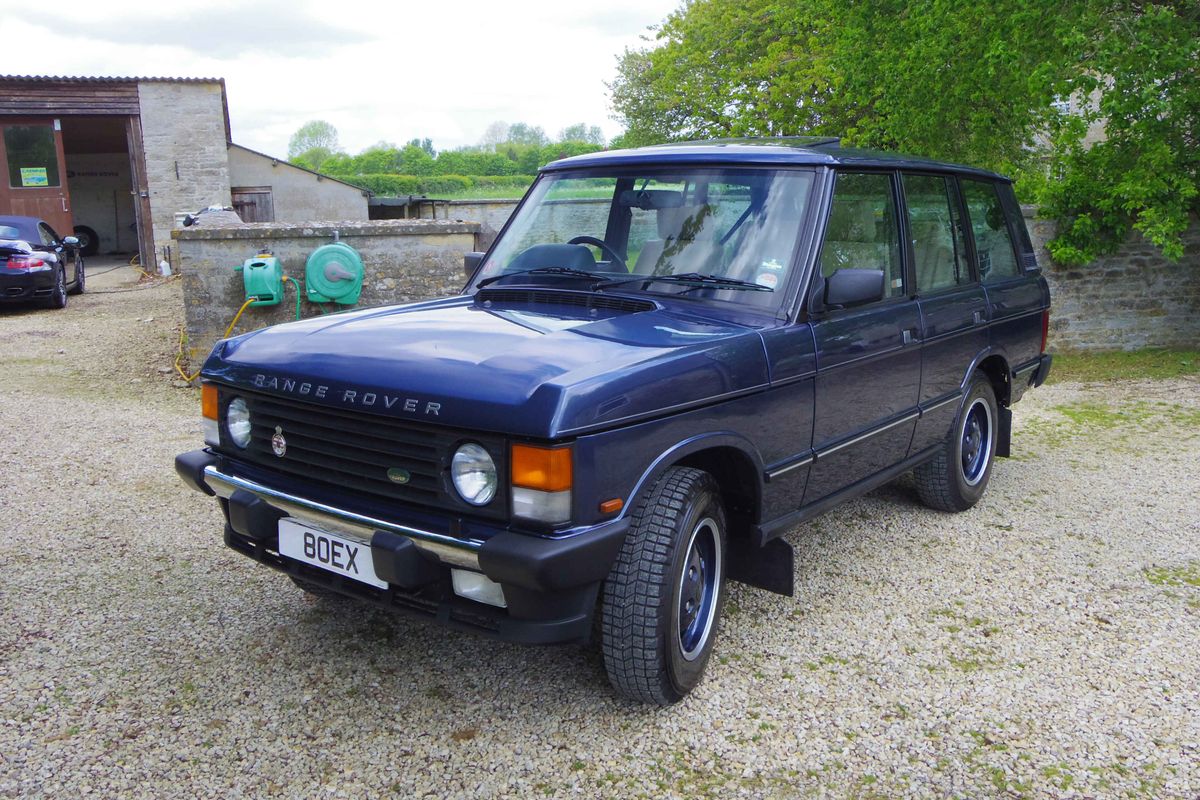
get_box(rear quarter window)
[962,179,1020,281]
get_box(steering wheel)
[568,236,627,272]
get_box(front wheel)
[600,467,727,705]
[914,373,998,512]
[68,256,85,295]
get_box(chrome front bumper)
[201,465,484,569]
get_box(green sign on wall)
[19,167,49,187]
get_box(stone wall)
[440,199,520,249]
[138,81,232,260]
[1024,208,1200,350]
[227,145,370,223]
[175,220,480,362]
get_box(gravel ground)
[1,279,1198,799]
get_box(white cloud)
[1,0,678,156]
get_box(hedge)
[335,174,534,197]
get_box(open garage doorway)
[60,117,146,263]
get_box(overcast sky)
[2,0,678,156]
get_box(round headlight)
[226,397,252,449]
[451,443,497,506]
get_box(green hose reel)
[235,253,283,306]
[305,242,364,305]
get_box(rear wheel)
[44,266,67,309]
[914,373,997,512]
[600,467,727,705]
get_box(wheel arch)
[963,349,1012,408]
[625,433,764,538]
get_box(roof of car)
[542,137,1010,182]
[0,216,41,239]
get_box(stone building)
[0,75,369,266]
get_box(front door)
[0,118,73,234]
[804,171,922,504]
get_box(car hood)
[202,294,769,437]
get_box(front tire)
[914,373,998,512]
[68,255,85,295]
[600,467,727,705]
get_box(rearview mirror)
[463,251,484,281]
[824,268,885,309]
[62,235,80,248]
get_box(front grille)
[220,388,507,519]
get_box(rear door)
[803,170,922,504]
[905,173,990,455]
[0,119,73,234]
[961,178,1047,397]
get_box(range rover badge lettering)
[386,467,411,485]
[271,426,287,457]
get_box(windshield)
[473,167,816,307]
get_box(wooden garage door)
[232,186,274,222]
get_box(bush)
[342,174,535,197]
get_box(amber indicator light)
[511,444,573,491]
[599,498,624,514]
[201,383,218,420]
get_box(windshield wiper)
[476,266,605,288]
[593,272,773,292]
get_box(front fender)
[622,431,765,520]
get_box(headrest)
[657,204,715,240]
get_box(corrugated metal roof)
[0,75,225,84]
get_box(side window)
[38,223,58,246]
[962,179,1020,281]
[903,174,970,293]
[821,172,904,297]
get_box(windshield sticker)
[19,167,49,187]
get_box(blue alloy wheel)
[678,517,721,661]
[959,398,992,486]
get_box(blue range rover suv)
[177,138,1052,704]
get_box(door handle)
[61,197,69,212]
[973,310,985,325]
[902,329,917,345]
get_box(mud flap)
[727,536,794,596]
[996,405,1012,458]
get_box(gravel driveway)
[1,280,1197,799]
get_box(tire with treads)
[600,467,727,705]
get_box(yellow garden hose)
[174,297,257,383]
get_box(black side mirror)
[62,235,80,249]
[824,268,885,309]
[463,251,484,281]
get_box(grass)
[438,187,527,200]
[1047,349,1200,384]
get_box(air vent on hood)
[475,288,656,314]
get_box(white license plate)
[278,519,387,589]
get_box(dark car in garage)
[0,214,84,308]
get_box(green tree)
[407,137,436,156]
[288,120,341,169]
[1036,2,1200,263]
[610,0,1200,265]
[559,123,606,145]
[506,122,550,147]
